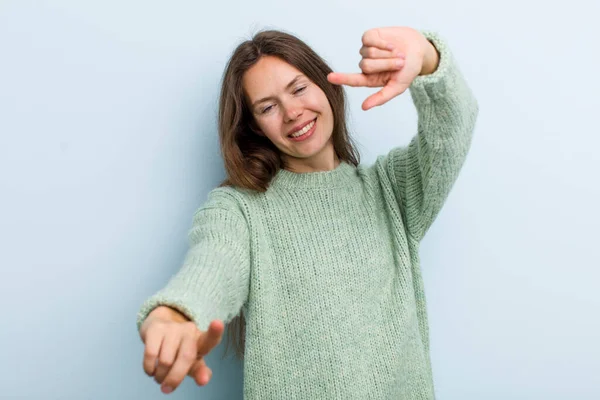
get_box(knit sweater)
[137,30,479,399]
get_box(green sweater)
[137,30,479,399]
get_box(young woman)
[137,26,479,399]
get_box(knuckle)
[361,61,373,73]
[144,346,159,359]
[144,325,161,339]
[180,349,197,362]
[158,356,174,368]
[150,319,167,330]
[154,371,166,384]
[163,377,181,390]
[142,363,153,376]
[183,321,199,334]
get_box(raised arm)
[382,31,479,241]
[327,27,479,241]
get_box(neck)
[283,145,340,173]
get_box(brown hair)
[217,29,360,360]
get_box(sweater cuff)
[136,295,209,333]
[409,30,457,106]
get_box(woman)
[136,26,479,399]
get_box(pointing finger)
[196,320,224,357]
[327,72,370,87]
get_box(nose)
[283,101,303,123]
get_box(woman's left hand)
[327,26,439,111]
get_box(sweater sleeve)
[379,30,479,242]
[135,187,251,332]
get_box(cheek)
[258,119,283,142]
[315,93,333,118]
[317,98,334,124]
[309,94,327,111]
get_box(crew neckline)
[269,161,358,190]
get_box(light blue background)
[1,0,599,399]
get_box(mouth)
[288,118,317,142]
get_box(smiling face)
[242,56,336,172]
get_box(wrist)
[148,305,190,323]
[419,40,440,76]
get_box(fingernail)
[396,52,405,59]
[396,60,404,67]
[386,43,394,50]
[161,385,173,394]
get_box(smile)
[288,118,317,141]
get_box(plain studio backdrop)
[1,0,598,399]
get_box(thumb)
[188,358,212,386]
[362,80,408,110]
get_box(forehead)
[243,56,305,101]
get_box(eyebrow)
[251,74,306,110]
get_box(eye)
[294,86,307,94]
[261,105,274,114]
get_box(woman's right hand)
[139,309,224,394]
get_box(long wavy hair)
[217,29,360,360]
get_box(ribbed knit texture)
[137,30,479,399]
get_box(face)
[242,56,336,172]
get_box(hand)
[140,314,224,394]
[327,26,439,110]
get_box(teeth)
[290,120,315,138]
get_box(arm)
[136,187,251,332]
[382,31,479,242]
